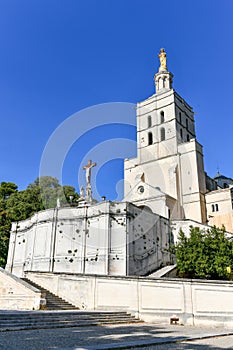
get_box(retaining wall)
[26,271,233,327]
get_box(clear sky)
[0,0,233,200]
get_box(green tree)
[175,226,233,280]
[0,177,79,268]
[30,177,79,208]
[0,182,18,199]
[62,185,80,203]
[0,182,19,267]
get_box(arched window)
[212,204,215,212]
[160,127,165,141]
[215,204,219,212]
[148,115,152,128]
[187,134,190,142]
[148,132,153,145]
[160,111,165,124]
[180,128,183,140]
[186,118,188,129]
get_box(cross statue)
[83,160,97,187]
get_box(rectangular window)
[179,111,182,124]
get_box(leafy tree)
[175,226,233,280]
[29,177,79,208]
[0,182,18,199]
[0,177,79,268]
[0,197,12,267]
[62,185,80,203]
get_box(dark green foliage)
[175,226,233,280]
[0,177,79,268]
[0,182,18,199]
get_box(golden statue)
[158,48,167,71]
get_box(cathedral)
[6,49,233,279]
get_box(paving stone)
[0,322,233,350]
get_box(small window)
[148,115,152,128]
[160,111,165,124]
[148,132,153,145]
[160,127,165,141]
[187,134,190,142]
[180,128,183,140]
[186,118,188,129]
[215,204,219,212]
[179,112,182,124]
[212,204,215,212]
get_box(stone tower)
[124,48,207,223]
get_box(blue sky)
[0,0,233,200]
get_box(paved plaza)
[1,323,233,350]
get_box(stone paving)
[0,323,233,350]
[133,335,233,349]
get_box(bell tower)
[124,48,207,224]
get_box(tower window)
[148,132,153,145]
[180,128,183,140]
[186,118,188,129]
[187,134,190,142]
[148,115,152,128]
[160,127,165,141]
[212,204,219,212]
[179,112,182,124]
[160,111,165,124]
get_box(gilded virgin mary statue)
[158,48,167,72]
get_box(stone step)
[22,278,79,310]
[0,310,141,332]
[0,318,140,331]
[0,320,142,332]
[0,310,131,319]
[0,314,136,325]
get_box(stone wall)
[0,268,42,310]
[6,202,172,278]
[26,271,233,327]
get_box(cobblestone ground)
[0,323,233,350]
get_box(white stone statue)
[56,198,61,208]
[80,186,85,199]
[86,184,93,203]
[83,160,97,187]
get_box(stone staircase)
[0,310,141,332]
[22,278,79,310]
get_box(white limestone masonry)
[0,268,42,310]
[26,271,233,327]
[6,202,172,278]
